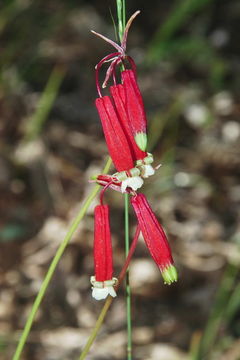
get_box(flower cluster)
[96,68,155,193]
[90,12,177,300]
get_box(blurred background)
[0,0,240,359]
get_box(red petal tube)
[94,204,113,282]
[121,70,147,146]
[96,96,134,172]
[110,84,146,161]
[130,193,173,271]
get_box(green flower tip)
[90,174,98,180]
[135,132,147,152]
[161,264,178,285]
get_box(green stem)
[116,0,125,41]
[12,157,112,360]
[125,193,132,360]
[79,296,113,360]
[122,0,126,37]
[116,1,132,358]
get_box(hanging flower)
[109,82,155,179]
[131,193,178,285]
[91,204,118,300]
[110,83,146,161]
[95,96,135,172]
[95,96,144,192]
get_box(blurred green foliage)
[147,0,228,90]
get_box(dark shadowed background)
[0,0,240,359]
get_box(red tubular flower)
[96,96,134,172]
[91,204,117,300]
[95,96,144,192]
[131,193,178,285]
[110,84,146,161]
[121,69,148,152]
[110,83,155,179]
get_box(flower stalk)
[125,192,132,360]
[90,6,178,359]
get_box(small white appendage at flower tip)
[121,176,144,192]
[92,286,117,300]
[141,164,155,178]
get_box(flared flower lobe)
[131,193,177,285]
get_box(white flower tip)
[121,176,144,192]
[92,287,117,301]
[91,277,118,301]
[142,164,155,178]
